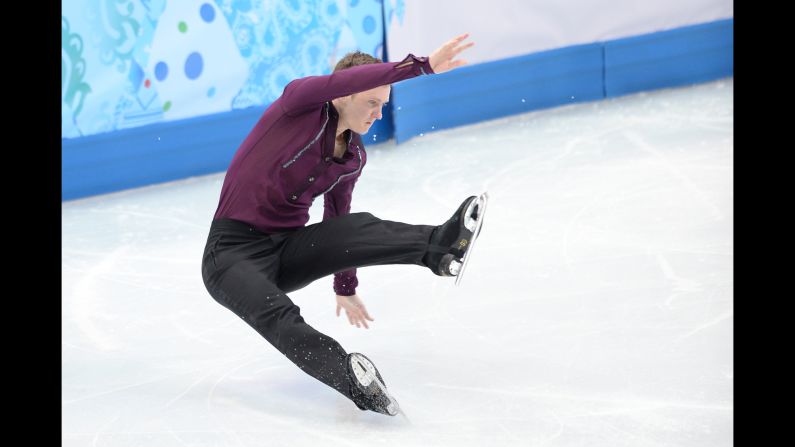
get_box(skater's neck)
[336,127,349,141]
[334,129,350,159]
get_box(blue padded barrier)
[391,43,605,144]
[604,18,733,97]
[63,105,265,201]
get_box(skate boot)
[347,353,400,416]
[422,193,488,280]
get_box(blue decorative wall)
[62,0,392,138]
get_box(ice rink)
[62,78,733,446]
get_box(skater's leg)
[206,266,353,397]
[201,221,354,400]
[277,211,436,293]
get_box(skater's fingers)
[452,41,475,58]
[354,304,371,319]
[359,313,369,328]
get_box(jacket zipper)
[314,148,362,197]
[281,103,330,169]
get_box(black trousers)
[201,212,436,402]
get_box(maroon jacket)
[213,53,435,296]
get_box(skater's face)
[335,85,390,135]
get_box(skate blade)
[369,375,400,416]
[397,406,412,424]
[455,192,489,286]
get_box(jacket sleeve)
[324,175,359,296]
[281,54,434,116]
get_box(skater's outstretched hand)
[336,294,375,329]
[429,33,475,74]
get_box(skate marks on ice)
[370,81,731,443]
[419,382,730,446]
[62,80,732,446]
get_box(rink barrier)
[64,105,262,201]
[391,17,733,143]
[391,43,605,144]
[61,102,394,202]
[62,18,732,201]
[603,19,733,97]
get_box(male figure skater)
[201,34,483,415]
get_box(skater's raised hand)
[336,294,375,329]
[429,33,475,74]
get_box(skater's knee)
[351,211,375,219]
[250,298,303,330]
[339,211,378,225]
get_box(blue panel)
[62,105,267,201]
[391,43,605,143]
[604,19,733,97]
[62,100,396,201]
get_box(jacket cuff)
[334,269,358,296]
[395,53,435,76]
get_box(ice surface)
[62,79,733,446]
